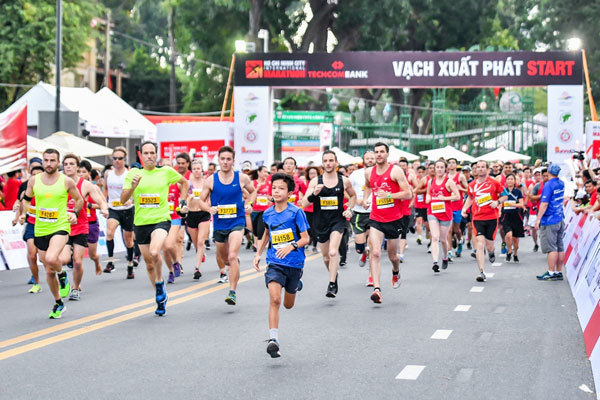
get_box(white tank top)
[106,169,133,210]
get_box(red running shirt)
[427,175,453,221]
[253,179,272,212]
[467,177,504,221]
[87,195,97,223]
[449,172,463,211]
[370,165,403,223]
[26,197,36,225]
[169,183,180,220]
[67,178,89,235]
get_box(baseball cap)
[548,164,561,176]
[29,157,42,165]
[533,167,542,174]
[462,165,471,172]
[242,161,253,171]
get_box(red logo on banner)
[560,129,572,142]
[246,60,263,78]
[332,61,344,70]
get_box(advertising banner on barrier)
[233,86,271,168]
[547,85,584,173]
[0,211,28,271]
[235,51,583,88]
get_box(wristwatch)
[291,242,298,250]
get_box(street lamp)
[274,103,284,161]
[257,29,269,52]
[566,37,582,52]
[235,40,247,53]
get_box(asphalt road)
[0,234,595,400]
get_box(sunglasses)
[113,157,124,161]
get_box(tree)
[0,0,99,110]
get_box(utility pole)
[55,0,62,133]
[168,7,177,113]
[104,9,111,88]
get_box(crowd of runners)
[6,140,598,358]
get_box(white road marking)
[470,286,485,293]
[579,384,593,393]
[492,262,502,267]
[486,272,495,278]
[396,365,426,380]
[454,305,471,312]
[431,329,453,340]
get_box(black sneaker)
[467,241,472,250]
[186,241,192,251]
[340,259,347,267]
[133,256,139,267]
[193,269,202,280]
[489,252,496,264]
[267,339,281,358]
[506,253,512,262]
[555,272,564,280]
[432,263,440,273]
[476,272,487,282]
[103,261,114,273]
[205,240,211,251]
[441,259,448,270]
[533,244,539,252]
[471,251,477,259]
[326,282,337,298]
[513,255,520,263]
[126,266,135,279]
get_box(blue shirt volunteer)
[540,177,564,226]
[263,203,309,269]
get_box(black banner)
[235,51,582,88]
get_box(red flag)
[0,103,27,175]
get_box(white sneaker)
[68,288,80,301]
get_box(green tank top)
[33,173,71,236]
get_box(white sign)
[233,86,271,168]
[320,122,333,149]
[586,121,600,160]
[0,211,28,271]
[547,85,584,174]
[96,215,126,257]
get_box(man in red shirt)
[3,170,21,210]
[462,160,504,282]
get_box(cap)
[462,165,471,172]
[29,157,42,165]
[533,168,542,174]
[548,164,561,176]
[242,161,253,170]
[575,190,586,200]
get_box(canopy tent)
[477,146,531,162]
[388,146,419,162]
[419,145,476,163]
[304,147,362,166]
[43,131,113,158]
[27,135,104,170]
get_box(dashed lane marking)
[396,365,426,380]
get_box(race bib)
[218,204,237,218]
[376,196,394,209]
[139,193,160,208]
[288,194,297,203]
[417,194,424,203]
[38,207,58,223]
[169,201,175,212]
[257,196,270,207]
[476,194,492,207]
[320,196,338,210]
[271,228,295,250]
[192,189,202,199]
[431,201,446,214]
[111,200,123,208]
[503,200,517,210]
[27,206,36,217]
[87,209,92,217]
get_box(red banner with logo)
[160,140,225,159]
[0,104,27,175]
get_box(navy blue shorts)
[265,263,303,294]
[23,222,35,241]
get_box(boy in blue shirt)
[253,173,310,358]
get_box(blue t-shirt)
[540,177,564,226]
[500,187,523,214]
[263,203,309,269]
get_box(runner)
[397,157,418,263]
[103,147,136,278]
[251,165,272,254]
[59,154,108,301]
[461,160,504,282]
[121,141,189,316]
[21,148,84,318]
[447,158,469,258]
[253,173,309,358]
[498,173,525,263]
[527,168,546,252]
[303,166,320,253]
[349,152,375,278]
[363,142,412,303]
[413,165,428,247]
[163,162,185,284]
[199,146,256,305]
[426,159,460,272]
[303,150,356,298]
[282,157,305,206]
[186,159,212,280]
[78,160,103,276]
[461,165,474,250]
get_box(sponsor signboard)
[547,85,584,172]
[233,86,271,168]
[586,121,600,160]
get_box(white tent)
[304,147,362,166]
[477,146,531,162]
[419,145,476,163]
[44,131,113,158]
[388,145,419,162]
[27,135,104,169]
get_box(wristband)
[387,193,392,199]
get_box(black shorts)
[369,218,402,240]
[134,221,171,245]
[415,207,428,220]
[501,212,525,238]
[473,219,498,242]
[213,225,245,243]
[68,233,88,248]
[108,208,134,232]
[186,211,211,229]
[251,211,266,240]
[34,230,69,252]
[316,219,347,243]
[350,212,370,235]
[399,215,410,240]
[265,263,303,294]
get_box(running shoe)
[447,251,454,263]
[173,262,182,278]
[326,282,337,298]
[370,289,382,304]
[471,251,477,259]
[359,252,368,267]
[432,263,440,273]
[58,271,70,298]
[467,241,472,250]
[555,272,564,280]
[245,240,252,250]
[533,244,539,252]
[103,261,115,273]
[409,226,416,234]
[501,242,507,254]
[427,243,431,254]
[506,253,512,262]
[266,339,281,358]
[456,243,463,257]
[155,281,167,303]
[399,254,405,263]
[218,273,229,283]
[167,272,175,284]
[366,276,374,287]
[489,252,496,264]
[202,254,206,263]
[186,240,192,251]
[27,276,35,285]
[452,237,457,249]
[68,288,80,301]
[513,255,520,263]
[340,258,347,267]
[49,302,65,319]
[29,284,42,294]
[155,293,168,316]
[205,240,211,251]
[416,237,422,245]
[537,271,556,281]
[225,290,237,305]
[126,266,135,280]
[193,269,202,280]
[297,279,303,292]
[392,274,401,289]
[476,272,487,282]
[133,256,139,267]
[312,246,318,254]
[441,259,449,270]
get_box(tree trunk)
[247,0,265,50]
[168,7,177,113]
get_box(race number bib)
[139,193,160,208]
[218,204,237,218]
[271,228,295,250]
[431,201,446,214]
[375,196,394,209]
[111,200,124,208]
[476,193,492,207]
[192,189,202,199]
[288,194,297,203]
[417,194,424,203]
[27,206,36,218]
[257,196,270,207]
[169,201,175,212]
[503,200,517,210]
[320,196,338,210]
[38,207,58,222]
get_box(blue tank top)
[211,171,246,230]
